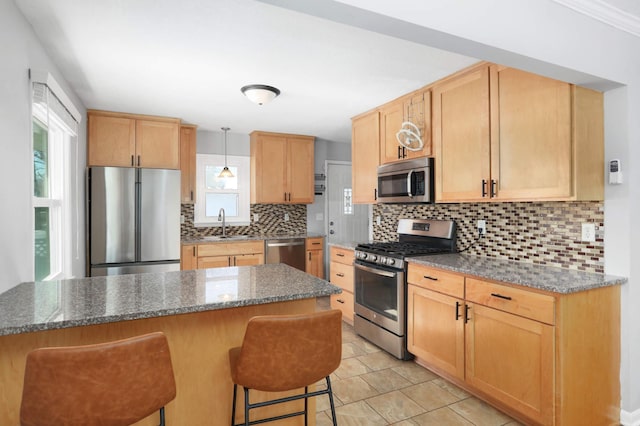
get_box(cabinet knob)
[336,299,345,304]
[336,273,345,277]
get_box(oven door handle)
[355,262,397,278]
[407,170,413,198]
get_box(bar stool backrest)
[20,331,176,426]
[231,309,342,392]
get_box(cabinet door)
[181,244,197,270]
[197,256,231,269]
[352,111,380,204]
[306,249,324,278]
[405,90,432,159]
[379,100,405,164]
[233,253,264,266]
[287,137,314,203]
[433,66,491,202]
[252,134,287,203]
[331,290,354,323]
[407,284,465,380]
[180,125,197,203]
[136,119,180,169]
[490,66,572,200]
[465,303,554,425]
[87,113,136,167]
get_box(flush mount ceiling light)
[240,84,280,105]
[218,127,234,178]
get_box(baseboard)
[621,408,640,426]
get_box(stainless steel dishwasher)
[265,238,306,272]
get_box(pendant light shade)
[240,84,280,105]
[218,127,234,178]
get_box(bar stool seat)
[20,331,176,426]
[229,309,342,426]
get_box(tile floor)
[315,302,522,425]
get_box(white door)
[326,162,369,246]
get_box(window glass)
[205,193,239,217]
[33,119,49,198]
[205,165,238,190]
[34,207,51,281]
[194,154,250,225]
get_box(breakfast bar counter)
[0,264,340,425]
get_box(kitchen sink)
[199,235,254,242]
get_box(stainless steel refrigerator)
[87,167,181,276]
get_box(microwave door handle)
[407,170,413,198]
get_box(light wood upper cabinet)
[351,111,379,204]
[380,91,432,164]
[490,65,572,200]
[433,65,491,202]
[180,125,197,204]
[87,110,180,169]
[404,90,431,159]
[250,131,314,204]
[433,63,603,202]
[379,99,406,164]
[87,113,136,167]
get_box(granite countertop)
[408,253,627,294]
[0,264,341,337]
[182,233,325,244]
[328,241,361,250]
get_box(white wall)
[263,0,640,420]
[0,0,87,294]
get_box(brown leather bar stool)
[20,331,177,426]
[229,309,342,426]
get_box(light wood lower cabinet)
[181,241,264,270]
[407,285,464,380]
[407,263,620,425]
[305,237,324,279]
[465,302,554,425]
[329,246,355,323]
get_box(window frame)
[194,153,251,226]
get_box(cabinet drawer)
[329,261,354,292]
[407,264,464,299]
[197,241,264,257]
[306,237,324,250]
[466,278,555,325]
[330,290,354,323]
[330,246,354,264]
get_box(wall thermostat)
[609,159,623,185]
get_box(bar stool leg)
[244,387,250,426]
[304,386,308,426]
[326,377,338,426]
[231,384,238,426]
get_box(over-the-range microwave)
[377,157,434,203]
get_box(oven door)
[354,261,405,336]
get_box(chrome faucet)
[218,208,226,237]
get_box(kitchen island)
[0,264,340,425]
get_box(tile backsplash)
[181,204,307,237]
[373,201,604,273]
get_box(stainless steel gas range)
[354,218,457,360]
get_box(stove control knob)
[387,258,396,266]
[379,256,387,265]
[370,255,377,262]
[361,253,368,260]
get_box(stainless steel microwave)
[377,157,434,203]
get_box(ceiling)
[15,0,479,143]
[16,0,640,143]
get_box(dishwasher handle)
[266,241,305,247]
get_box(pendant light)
[218,127,234,178]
